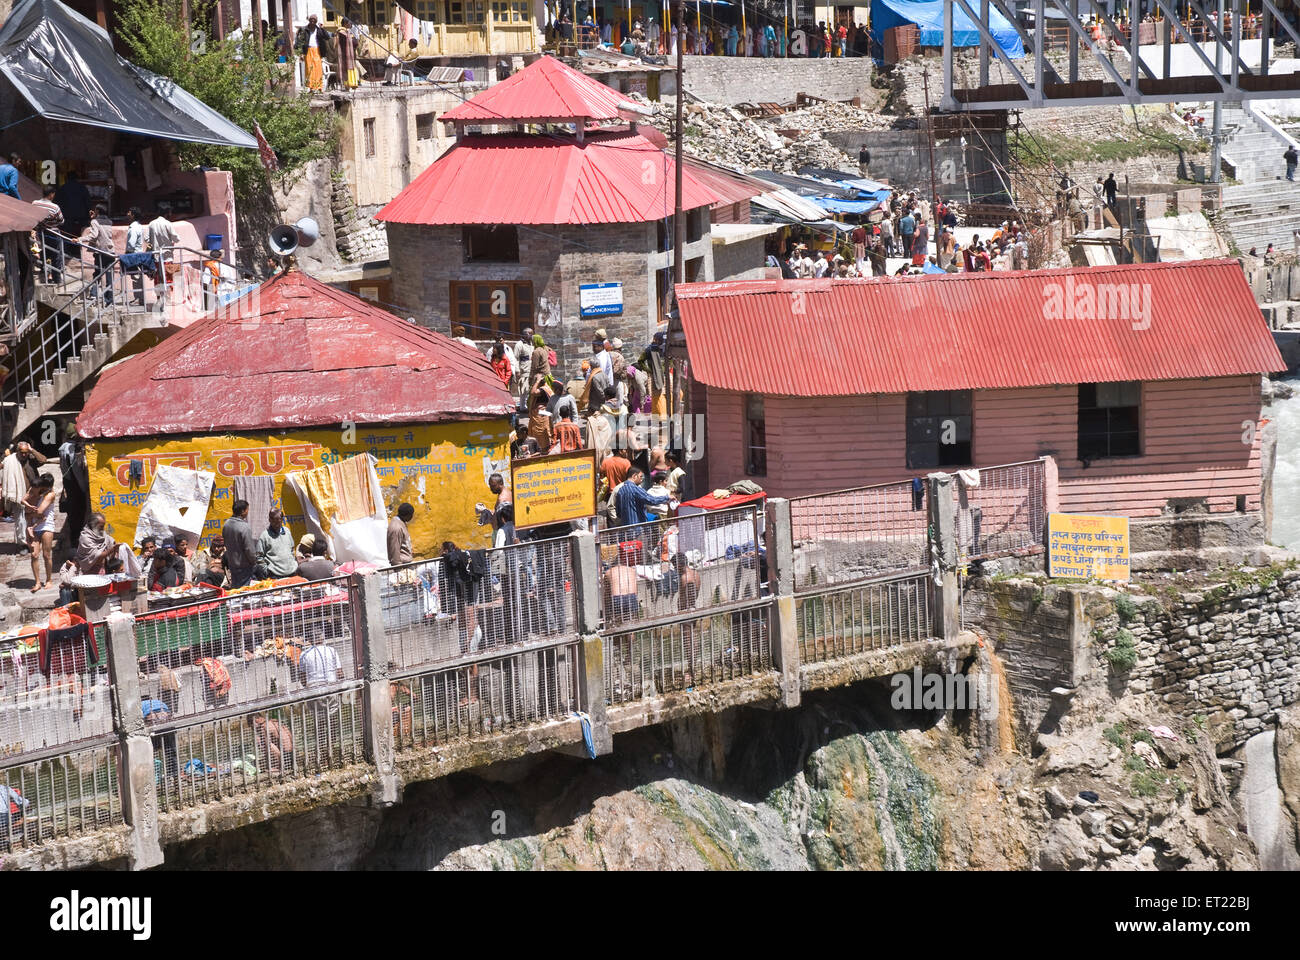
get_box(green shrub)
[1107,630,1138,672]
[1104,723,1129,749]
[1113,593,1138,624]
[1130,770,1164,798]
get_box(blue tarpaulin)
[870,0,1025,59]
[814,196,886,214]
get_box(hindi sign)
[511,449,598,529]
[578,282,624,317]
[1047,513,1130,581]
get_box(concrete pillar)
[569,532,612,755]
[764,497,801,708]
[569,531,602,635]
[1042,453,1060,515]
[105,615,164,870]
[576,634,613,756]
[353,572,400,805]
[926,472,960,641]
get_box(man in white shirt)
[147,212,178,265]
[33,185,65,283]
[299,631,343,757]
[812,253,829,278]
[124,206,148,305]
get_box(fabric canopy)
[0,0,257,149]
[870,0,1025,59]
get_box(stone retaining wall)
[682,54,873,106]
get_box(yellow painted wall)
[86,420,511,561]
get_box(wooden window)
[745,394,767,477]
[448,1,465,23]
[363,117,376,158]
[906,390,972,469]
[415,112,435,140]
[450,281,534,338]
[1077,382,1141,460]
[462,224,519,262]
[412,0,440,19]
[511,1,527,21]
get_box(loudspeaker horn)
[294,217,320,248]
[269,223,299,256]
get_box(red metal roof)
[682,156,769,210]
[441,55,640,124]
[376,127,719,226]
[78,270,514,439]
[0,192,48,232]
[676,260,1285,397]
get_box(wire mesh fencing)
[392,640,581,750]
[795,572,933,665]
[0,631,113,758]
[0,739,122,851]
[151,684,366,813]
[789,480,930,593]
[953,460,1047,561]
[595,505,765,629]
[379,538,576,673]
[602,603,772,706]
[134,578,359,723]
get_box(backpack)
[547,348,557,368]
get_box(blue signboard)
[579,282,624,317]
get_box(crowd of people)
[552,11,873,59]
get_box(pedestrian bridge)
[0,461,1049,870]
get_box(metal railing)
[134,577,359,722]
[150,684,366,813]
[392,639,581,749]
[0,631,113,757]
[378,538,575,674]
[796,571,933,665]
[595,505,764,629]
[0,738,122,850]
[602,602,771,706]
[789,479,929,593]
[953,459,1047,562]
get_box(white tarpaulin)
[133,465,215,547]
[284,454,389,567]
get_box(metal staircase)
[4,235,255,440]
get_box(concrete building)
[380,55,721,368]
[674,260,1286,545]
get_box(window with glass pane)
[450,282,534,338]
[1077,382,1140,459]
[745,394,767,476]
[906,390,973,469]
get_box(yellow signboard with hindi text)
[511,449,598,530]
[1047,513,1130,581]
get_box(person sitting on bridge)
[251,713,295,773]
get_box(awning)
[0,0,257,149]
[0,192,48,232]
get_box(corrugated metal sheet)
[78,270,514,439]
[376,128,719,226]
[0,192,48,232]
[682,156,768,210]
[676,260,1285,397]
[441,55,638,124]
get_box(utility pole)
[1210,0,1224,183]
[923,67,939,256]
[673,0,685,285]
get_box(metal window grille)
[789,480,929,592]
[379,538,575,673]
[795,572,933,665]
[601,603,772,706]
[595,505,764,629]
[392,640,581,749]
[0,631,113,757]
[134,578,359,723]
[0,739,122,850]
[953,459,1047,562]
[151,686,365,813]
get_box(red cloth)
[677,490,766,512]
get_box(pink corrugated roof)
[78,270,514,438]
[376,128,719,226]
[676,260,1285,396]
[441,55,639,124]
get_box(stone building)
[379,55,720,369]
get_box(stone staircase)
[1218,102,1300,254]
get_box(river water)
[1268,376,1300,549]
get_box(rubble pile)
[634,94,861,173]
[769,98,909,134]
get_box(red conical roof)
[78,270,513,439]
[441,55,640,125]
